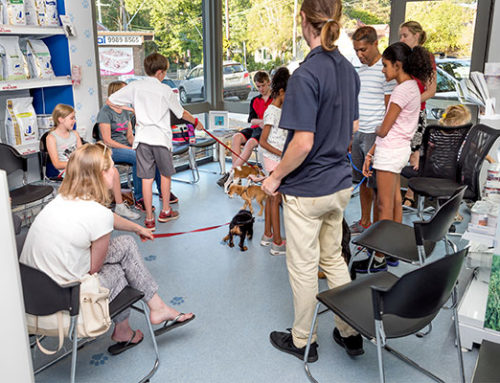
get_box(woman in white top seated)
[20,143,194,355]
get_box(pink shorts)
[263,156,279,175]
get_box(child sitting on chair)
[46,104,139,220]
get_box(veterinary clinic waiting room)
[3,0,500,382]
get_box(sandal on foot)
[403,197,415,207]
[108,330,143,355]
[154,313,196,337]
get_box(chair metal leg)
[384,345,445,382]
[375,319,386,383]
[172,148,200,184]
[33,338,94,375]
[135,301,160,383]
[348,247,364,271]
[70,318,78,383]
[416,323,432,338]
[452,287,466,383]
[304,303,320,383]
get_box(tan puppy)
[228,184,267,216]
[224,165,264,193]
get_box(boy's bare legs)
[142,178,154,220]
[231,133,247,164]
[160,175,171,213]
[359,183,373,227]
[233,138,258,169]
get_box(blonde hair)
[400,20,427,45]
[301,0,342,52]
[108,81,127,97]
[439,104,471,126]
[58,143,113,206]
[51,104,74,131]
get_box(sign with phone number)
[97,35,143,46]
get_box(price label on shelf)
[97,35,143,46]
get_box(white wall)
[0,170,34,382]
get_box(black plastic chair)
[408,124,499,218]
[0,143,54,223]
[304,248,468,383]
[20,264,160,383]
[352,186,466,269]
[39,132,64,183]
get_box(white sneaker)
[115,203,141,220]
[270,240,286,255]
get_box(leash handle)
[202,127,260,171]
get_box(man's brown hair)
[352,26,378,44]
[144,53,169,76]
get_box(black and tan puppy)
[223,209,255,251]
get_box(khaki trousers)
[283,187,357,348]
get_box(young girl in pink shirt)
[358,42,433,273]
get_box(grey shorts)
[136,143,176,179]
[351,131,376,188]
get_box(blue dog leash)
[348,153,372,193]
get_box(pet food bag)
[26,39,54,78]
[24,0,38,25]
[5,97,38,146]
[0,45,5,81]
[0,36,29,80]
[44,0,58,26]
[1,0,26,26]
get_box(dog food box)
[487,163,500,181]
[471,201,490,226]
[484,180,500,197]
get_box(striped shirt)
[358,58,396,134]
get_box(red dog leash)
[152,222,230,238]
[201,127,260,171]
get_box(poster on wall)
[99,47,134,76]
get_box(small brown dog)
[228,184,267,216]
[224,165,263,193]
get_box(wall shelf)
[0,25,65,36]
[0,76,72,92]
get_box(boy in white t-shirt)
[108,53,203,230]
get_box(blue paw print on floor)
[89,353,108,367]
[220,240,226,245]
[144,255,157,262]
[170,296,184,305]
[84,29,91,38]
[257,218,265,222]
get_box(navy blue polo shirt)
[279,46,360,197]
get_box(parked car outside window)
[178,61,251,104]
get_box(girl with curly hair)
[357,42,434,273]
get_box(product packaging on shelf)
[24,38,54,78]
[1,0,26,26]
[0,36,29,80]
[36,113,53,137]
[24,0,37,25]
[5,96,38,147]
[43,0,57,26]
